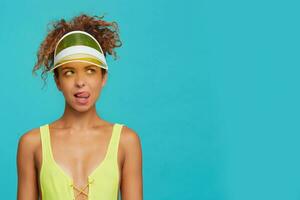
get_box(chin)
[66,98,95,112]
[73,105,92,112]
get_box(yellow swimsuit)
[39,123,123,200]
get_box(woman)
[16,14,143,200]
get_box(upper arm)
[120,126,143,200]
[17,129,39,200]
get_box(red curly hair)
[32,13,122,88]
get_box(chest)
[34,129,124,198]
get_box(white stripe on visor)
[53,45,107,69]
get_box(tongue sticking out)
[74,92,89,105]
[75,92,89,98]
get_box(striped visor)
[49,30,108,72]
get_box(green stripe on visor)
[55,32,102,55]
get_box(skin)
[16,62,143,200]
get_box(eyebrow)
[61,65,96,70]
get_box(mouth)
[73,91,90,105]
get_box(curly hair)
[32,13,122,88]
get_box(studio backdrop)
[1,0,300,199]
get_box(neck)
[57,101,103,130]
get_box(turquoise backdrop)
[1,0,300,199]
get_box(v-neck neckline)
[45,123,116,183]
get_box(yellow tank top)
[39,123,123,200]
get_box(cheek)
[59,80,73,95]
[90,79,104,95]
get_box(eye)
[87,68,96,74]
[64,70,74,76]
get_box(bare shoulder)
[17,127,41,153]
[119,125,143,200]
[119,125,142,156]
[17,127,41,200]
[120,125,141,146]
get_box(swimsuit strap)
[106,123,124,161]
[40,124,52,164]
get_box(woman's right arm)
[16,129,39,200]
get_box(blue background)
[1,0,300,199]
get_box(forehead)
[59,62,98,70]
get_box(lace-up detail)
[69,178,95,200]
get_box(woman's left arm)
[120,126,143,200]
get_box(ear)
[101,72,108,87]
[54,75,62,91]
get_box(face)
[54,62,107,112]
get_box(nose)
[75,73,86,88]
